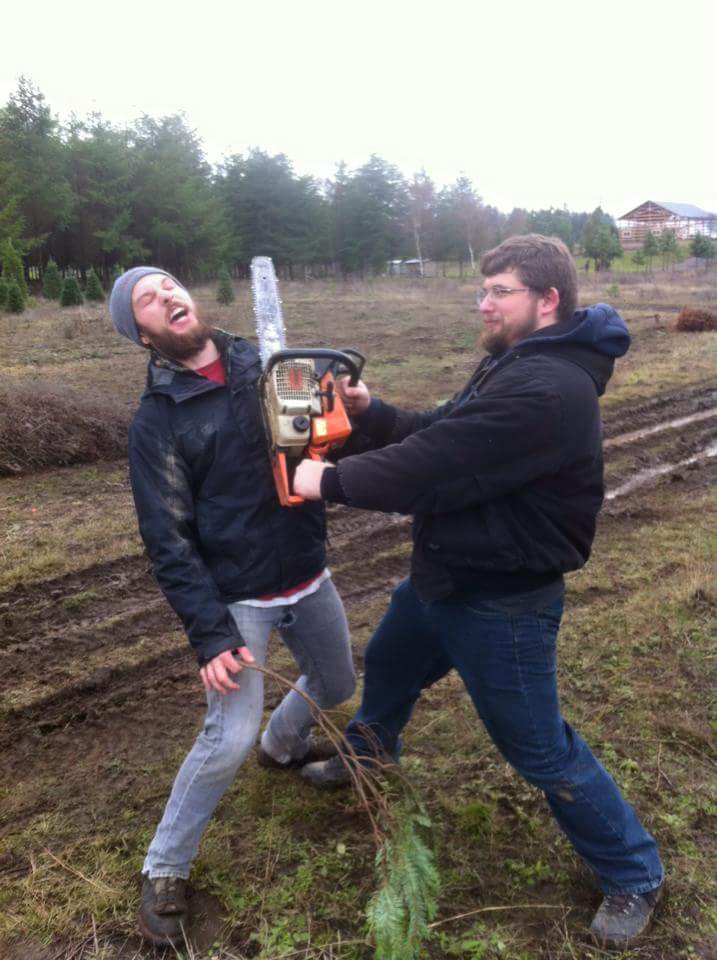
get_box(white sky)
[2,0,714,219]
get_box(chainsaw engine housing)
[263,359,322,455]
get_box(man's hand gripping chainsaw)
[252,257,365,506]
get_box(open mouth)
[169,306,189,325]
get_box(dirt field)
[0,272,715,959]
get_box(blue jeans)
[144,577,355,879]
[346,579,663,896]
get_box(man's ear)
[540,287,560,318]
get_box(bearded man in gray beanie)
[110,267,355,946]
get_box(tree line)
[1,78,626,286]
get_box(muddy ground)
[1,277,715,959]
[1,383,715,959]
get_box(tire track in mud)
[1,382,714,749]
[602,380,716,439]
[0,511,411,738]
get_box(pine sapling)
[85,268,105,302]
[0,276,8,310]
[366,803,439,960]
[1,240,28,303]
[216,265,235,304]
[43,259,62,300]
[60,276,84,307]
[6,280,26,314]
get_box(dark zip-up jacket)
[128,331,326,664]
[321,305,630,601]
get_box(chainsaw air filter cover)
[265,359,322,453]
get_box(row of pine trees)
[0,241,106,313]
[1,78,624,289]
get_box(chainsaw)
[251,256,365,507]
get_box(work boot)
[300,753,353,788]
[138,875,188,946]
[590,883,664,948]
[257,734,338,770]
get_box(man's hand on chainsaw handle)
[200,646,255,695]
[336,377,371,416]
[294,459,333,499]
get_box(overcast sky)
[3,0,714,219]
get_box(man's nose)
[478,295,493,313]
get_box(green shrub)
[0,276,7,310]
[6,280,25,313]
[43,259,63,300]
[60,276,83,307]
[85,268,104,302]
[216,265,235,304]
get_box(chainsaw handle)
[264,348,364,386]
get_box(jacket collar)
[143,329,258,402]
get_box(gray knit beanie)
[109,266,181,345]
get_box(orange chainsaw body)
[272,368,353,507]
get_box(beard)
[144,318,214,362]
[480,302,540,355]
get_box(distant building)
[387,258,435,277]
[618,201,717,246]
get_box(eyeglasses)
[477,285,532,304]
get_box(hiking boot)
[300,752,353,788]
[590,883,664,948]
[257,734,338,771]
[138,875,188,946]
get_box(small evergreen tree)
[631,249,647,271]
[42,259,62,300]
[690,234,716,269]
[85,268,105,301]
[6,280,25,313]
[642,231,659,272]
[216,265,235,304]
[1,240,28,304]
[0,276,8,310]
[110,265,124,288]
[60,276,84,306]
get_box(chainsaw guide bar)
[251,256,287,368]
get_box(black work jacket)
[128,331,326,663]
[324,317,622,601]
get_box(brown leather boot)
[138,875,188,946]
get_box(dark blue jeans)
[346,579,663,896]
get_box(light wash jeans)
[144,577,354,879]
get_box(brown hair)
[479,234,578,324]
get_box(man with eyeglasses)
[292,234,664,948]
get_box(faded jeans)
[345,578,664,896]
[144,577,354,879]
